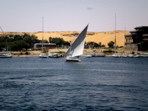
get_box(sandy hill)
[0,31,130,47]
[32,30,130,47]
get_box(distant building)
[125,26,148,51]
[34,43,56,50]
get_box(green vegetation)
[0,33,120,52]
[85,42,105,49]
[0,33,41,51]
[103,49,115,53]
[86,42,100,48]
[49,37,70,47]
[108,41,114,48]
[54,51,65,54]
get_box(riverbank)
[1,48,147,58]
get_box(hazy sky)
[0,0,148,32]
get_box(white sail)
[66,25,88,57]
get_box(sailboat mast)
[114,14,117,53]
[42,17,44,52]
[124,26,126,52]
[0,27,8,52]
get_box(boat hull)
[65,59,81,62]
[65,56,81,62]
[39,53,48,58]
[0,56,12,58]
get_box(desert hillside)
[0,31,130,47]
[33,30,130,47]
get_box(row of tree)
[49,37,115,48]
[49,37,70,47]
[0,34,116,51]
[0,33,41,51]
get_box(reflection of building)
[34,43,56,50]
[125,26,148,51]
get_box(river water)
[0,57,148,111]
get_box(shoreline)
[1,48,147,58]
[12,54,39,58]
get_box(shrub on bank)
[103,49,115,53]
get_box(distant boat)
[112,53,121,58]
[39,53,48,58]
[65,24,88,62]
[0,27,12,58]
[85,54,92,58]
[128,54,134,58]
[0,41,12,58]
[0,53,12,58]
[48,52,60,58]
[134,54,140,58]
[39,17,48,58]
[121,53,128,58]
[140,53,148,58]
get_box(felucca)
[65,24,88,62]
